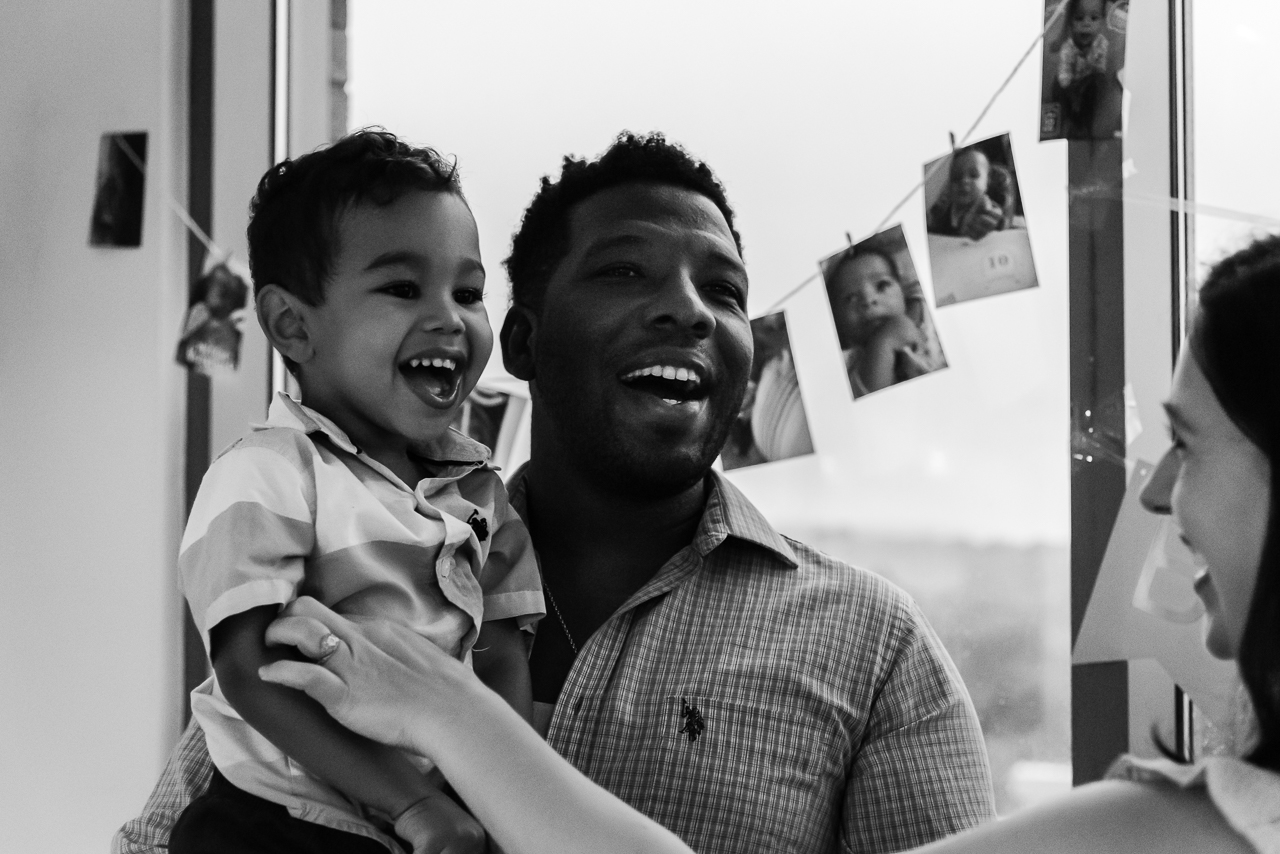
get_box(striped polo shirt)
[180,393,543,847]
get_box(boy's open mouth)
[400,355,465,406]
[619,364,707,405]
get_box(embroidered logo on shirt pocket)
[678,698,705,742]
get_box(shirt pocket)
[645,694,840,853]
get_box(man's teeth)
[622,365,698,383]
[407,357,457,370]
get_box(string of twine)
[112,134,227,264]
[765,0,1068,315]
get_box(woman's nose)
[1139,449,1177,515]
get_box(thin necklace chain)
[542,580,579,657]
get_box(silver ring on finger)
[315,632,342,666]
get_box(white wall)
[0,2,189,850]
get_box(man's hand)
[394,792,487,854]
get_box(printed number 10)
[986,253,1011,271]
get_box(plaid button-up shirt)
[115,471,994,854]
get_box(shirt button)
[440,555,456,576]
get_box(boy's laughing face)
[296,189,492,464]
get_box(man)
[115,132,994,854]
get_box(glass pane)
[349,0,1072,814]
[1189,0,1280,759]
[1193,1,1280,275]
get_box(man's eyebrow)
[581,234,746,273]
[580,234,648,259]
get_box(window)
[350,0,1074,812]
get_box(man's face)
[524,182,753,496]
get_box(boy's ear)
[500,305,538,381]
[256,284,314,366]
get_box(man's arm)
[841,599,996,854]
[111,718,212,854]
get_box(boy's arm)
[213,605,485,853]
[471,618,533,724]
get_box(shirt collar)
[262,392,491,466]
[696,470,799,569]
[506,465,798,570]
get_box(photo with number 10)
[923,132,1039,307]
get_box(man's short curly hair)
[503,132,743,311]
[247,128,463,306]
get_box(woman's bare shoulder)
[911,780,1254,854]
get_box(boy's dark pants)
[168,768,395,854]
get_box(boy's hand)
[394,790,487,854]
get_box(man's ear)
[256,284,314,366]
[500,304,538,381]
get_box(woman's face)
[1141,348,1271,660]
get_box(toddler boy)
[169,130,544,854]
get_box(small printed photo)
[1039,0,1127,141]
[720,311,815,471]
[923,133,1040,306]
[820,225,948,400]
[451,385,528,469]
[89,132,148,247]
[175,261,249,375]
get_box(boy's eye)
[454,286,486,305]
[381,281,419,299]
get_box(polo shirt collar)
[263,392,491,465]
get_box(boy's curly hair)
[246,128,463,306]
[503,132,742,312]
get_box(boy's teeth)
[408,357,457,370]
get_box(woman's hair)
[1190,232,1280,771]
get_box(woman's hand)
[258,596,475,756]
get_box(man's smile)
[619,360,709,405]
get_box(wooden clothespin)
[949,131,958,152]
